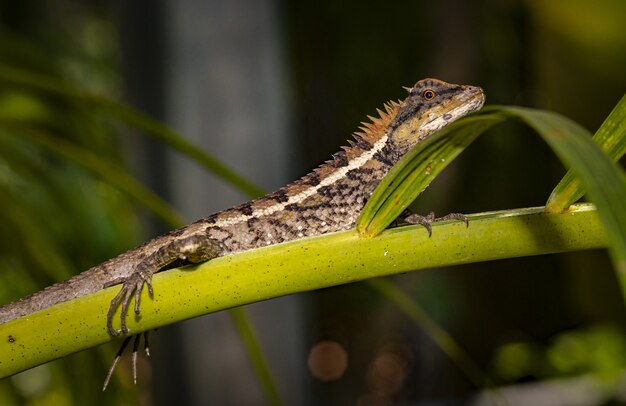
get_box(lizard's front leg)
[106,234,222,336]
[403,211,468,237]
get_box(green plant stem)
[367,278,488,388]
[229,308,282,405]
[366,279,509,406]
[0,204,606,377]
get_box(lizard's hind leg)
[106,235,222,336]
[106,265,154,336]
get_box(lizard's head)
[388,78,485,153]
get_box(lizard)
[0,78,485,383]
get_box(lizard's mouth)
[439,85,485,123]
[458,85,486,113]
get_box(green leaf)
[547,94,626,212]
[0,190,74,282]
[0,123,184,228]
[492,106,626,275]
[359,103,626,294]
[0,64,265,199]
[356,114,505,237]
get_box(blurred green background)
[0,0,625,404]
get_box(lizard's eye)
[422,89,436,100]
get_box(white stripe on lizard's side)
[212,133,391,228]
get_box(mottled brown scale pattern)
[205,162,390,254]
[0,78,485,328]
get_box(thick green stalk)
[0,204,606,377]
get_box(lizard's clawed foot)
[404,211,468,237]
[106,270,154,336]
[102,331,151,391]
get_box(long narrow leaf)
[492,106,626,275]
[547,94,626,212]
[0,64,265,199]
[361,105,626,273]
[367,279,489,388]
[357,115,505,237]
[0,123,184,227]
[0,190,74,281]
[229,308,282,405]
